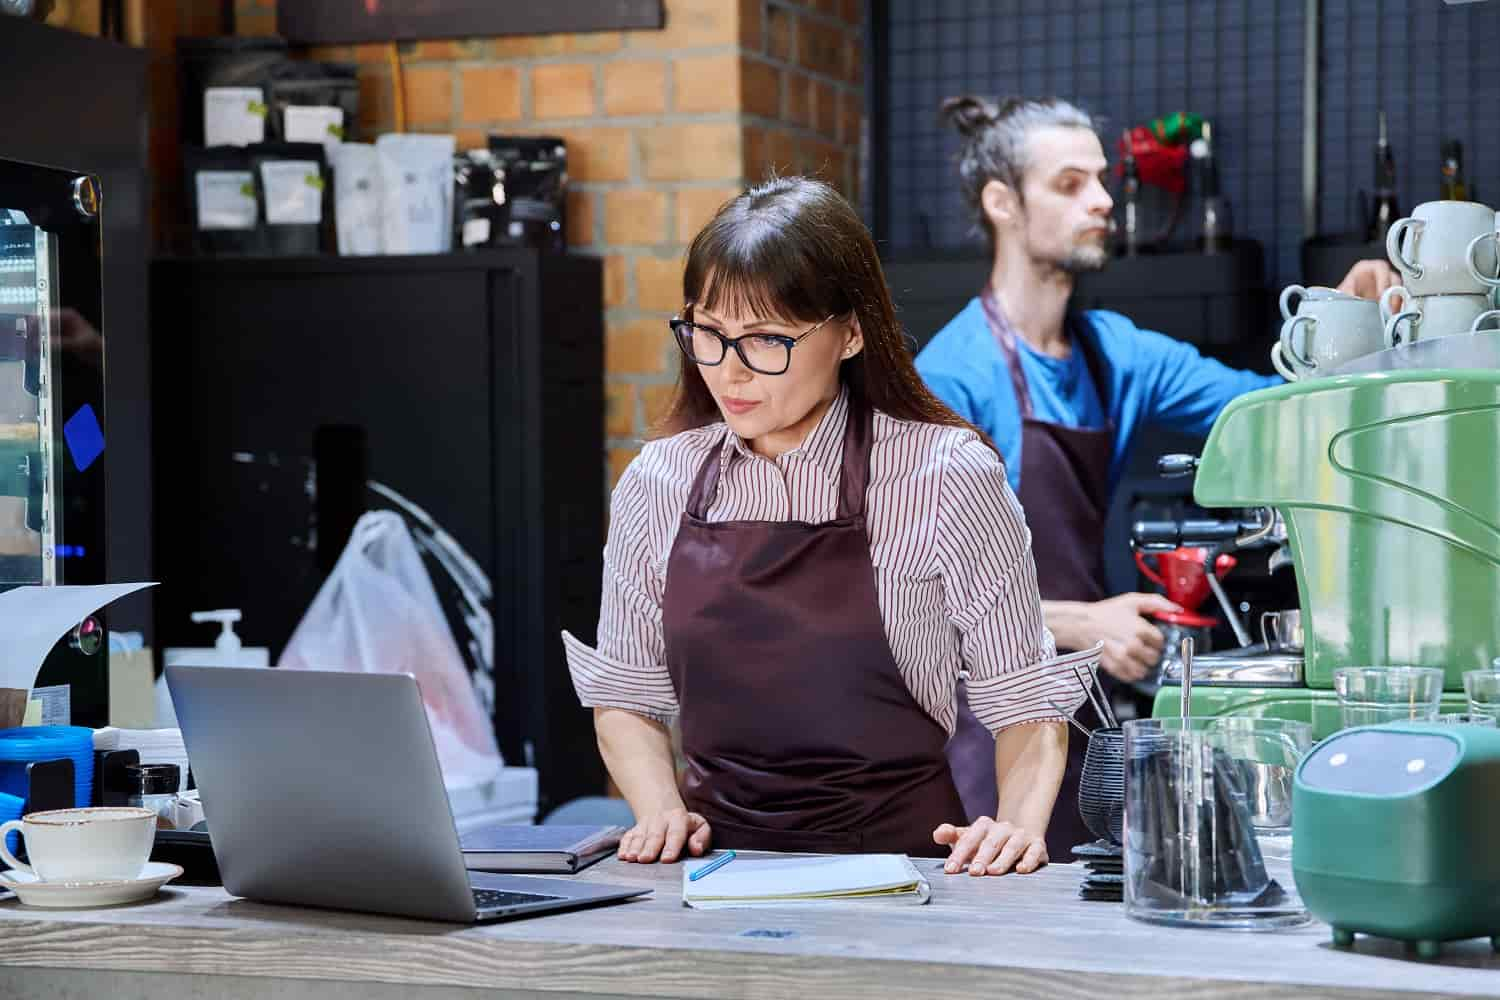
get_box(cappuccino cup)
[1273,294,1384,380]
[1466,226,1500,291]
[1278,284,1344,322]
[1463,309,1500,337]
[1387,200,1499,295]
[1381,290,1495,346]
[0,807,155,882]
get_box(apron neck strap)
[979,285,1036,419]
[837,393,872,520]
[979,286,1112,417]
[685,435,726,520]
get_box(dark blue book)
[458,824,624,874]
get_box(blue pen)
[688,850,736,881]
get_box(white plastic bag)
[280,511,502,788]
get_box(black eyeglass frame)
[668,312,840,376]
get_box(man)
[915,95,1396,859]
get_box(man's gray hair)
[940,95,1099,248]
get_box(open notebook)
[681,853,931,909]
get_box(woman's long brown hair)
[654,176,989,445]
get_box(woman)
[562,177,1099,877]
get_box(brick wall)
[144,0,865,485]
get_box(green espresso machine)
[1150,369,1500,736]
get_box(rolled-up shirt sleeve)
[561,458,679,725]
[935,435,1096,734]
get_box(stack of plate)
[1074,839,1123,901]
[0,726,95,809]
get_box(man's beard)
[1027,230,1110,277]
[1057,242,1109,274]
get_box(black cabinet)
[151,250,605,811]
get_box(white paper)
[31,684,69,726]
[260,160,323,225]
[332,143,383,256]
[376,133,456,254]
[0,583,158,693]
[284,105,345,155]
[204,86,266,147]
[195,171,257,230]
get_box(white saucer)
[0,861,183,909]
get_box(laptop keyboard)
[473,888,565,911]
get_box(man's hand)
[1336,259,1401,302]
[1047,593,1179,683]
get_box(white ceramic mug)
[1274,295,1384,379]
[1278,284,1344,322]
[1377,284,1409,324]
[1387,200,1499,295]
[1466,225,1500,289]
[1383,291,1495,347]
[1465,309,1500,336]
[0,807,155,882]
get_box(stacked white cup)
[1274,284,1384,381]
[1382,200,1500,347]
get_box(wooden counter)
[0,856,1495,1000]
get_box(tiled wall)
[880,0,1307,286]
[1320,0,1500,238]
[137,0,865,487]
[878,0,1500,291]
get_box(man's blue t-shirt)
[915,298,1280,496]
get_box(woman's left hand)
[932,817,1048,875]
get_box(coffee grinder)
[1132,545,1235,694]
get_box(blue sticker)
[63,404,105,472]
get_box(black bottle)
[1367,110,1400,242]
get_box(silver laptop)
[166,665,649,922]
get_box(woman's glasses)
[669,313,838,376]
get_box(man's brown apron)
[945,288,1115,861]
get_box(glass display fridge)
[0,157,110,726]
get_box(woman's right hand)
[617,808,713,863]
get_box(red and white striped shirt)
[562,388,1096,735]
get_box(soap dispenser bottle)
[187,609,265,664]
[157,609,271,726]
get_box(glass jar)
[125,763,180,830]
[1123,717,1314,929]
